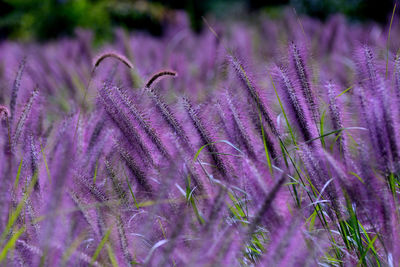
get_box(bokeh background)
[0,0,396,43]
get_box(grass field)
[1,9,400,266]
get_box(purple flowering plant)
[1,8,400,267]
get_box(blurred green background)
[0,0,395,42]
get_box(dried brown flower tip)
[0,105,10,120]
[93,52,134,70]
[145,70,177,89]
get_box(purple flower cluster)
[1,10,400,266]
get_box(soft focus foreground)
[1,11,400,266]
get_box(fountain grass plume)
[289,43,319,125]
[75,173,109,203]
[326,81,352,167]
[87,119,104,151]
[327,82,343,134]
[28,133,39,190]
[0,105,9,119]
[145,70,177,89]
[356,45,379,93]
[99,83,155,166]
[105,159,129,206]
[248,106,280,161]
[12,87,39,151]
[116,215,133,265]
[116,86,172,160]
[394,54,400,108]
[246,173,286,237]
[229,55,279,137]
[378,78,400,170]
[144,72,192,153]
[74,51,134,141]
[225,89,257,159]
[356,48,396,172]
[68,190,101,237]
[10,57,26,126]
[0,105,11,149]
[117,142,153,196]
[93,51,134,71]
[183,96,229,178]
[299,145,341,220]
[273,65,317,144]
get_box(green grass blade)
[320,109,326,148]
[41,145,51,183]
[190,197,205,225]
[106,243,119,267]
[386,3,397,78]
[279,141,289,167]
[306,210,317,231]
[349,172,365,184]
[193,140,242,162]
[357,235,378,266]
[0,226,26,262]
[1,172,38,242]
[13,158,23,189]
[91,228,112,264]
[259,113,273,175]
[270,75,297,146]
[126,177,139,209]
[186,175,205,225]
[389,173,397,196]
[338,220,352,250]
[345,196,364,262]
[336,85,353,97]
[93,160,99,184]
[358,222,378,255]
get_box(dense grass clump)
[1,10,400,266]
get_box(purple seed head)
[145,70,177,89]
[183,96,228,177]
[273,65,318,144]
[355,45,379,93]
[10,57,26,125]
[376,78,399,170]
[394,54,400,102]
[0,105,10,120]
[116,86,171,159]
[12,88,39,150]
[99,83,155,165]
[148,91,193,155]
[229,54,279,137]
[225,89,256,159]
[326,81,343,132]
[93,51,134,70]
[326,81,352,166]
[289,42,319,124]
